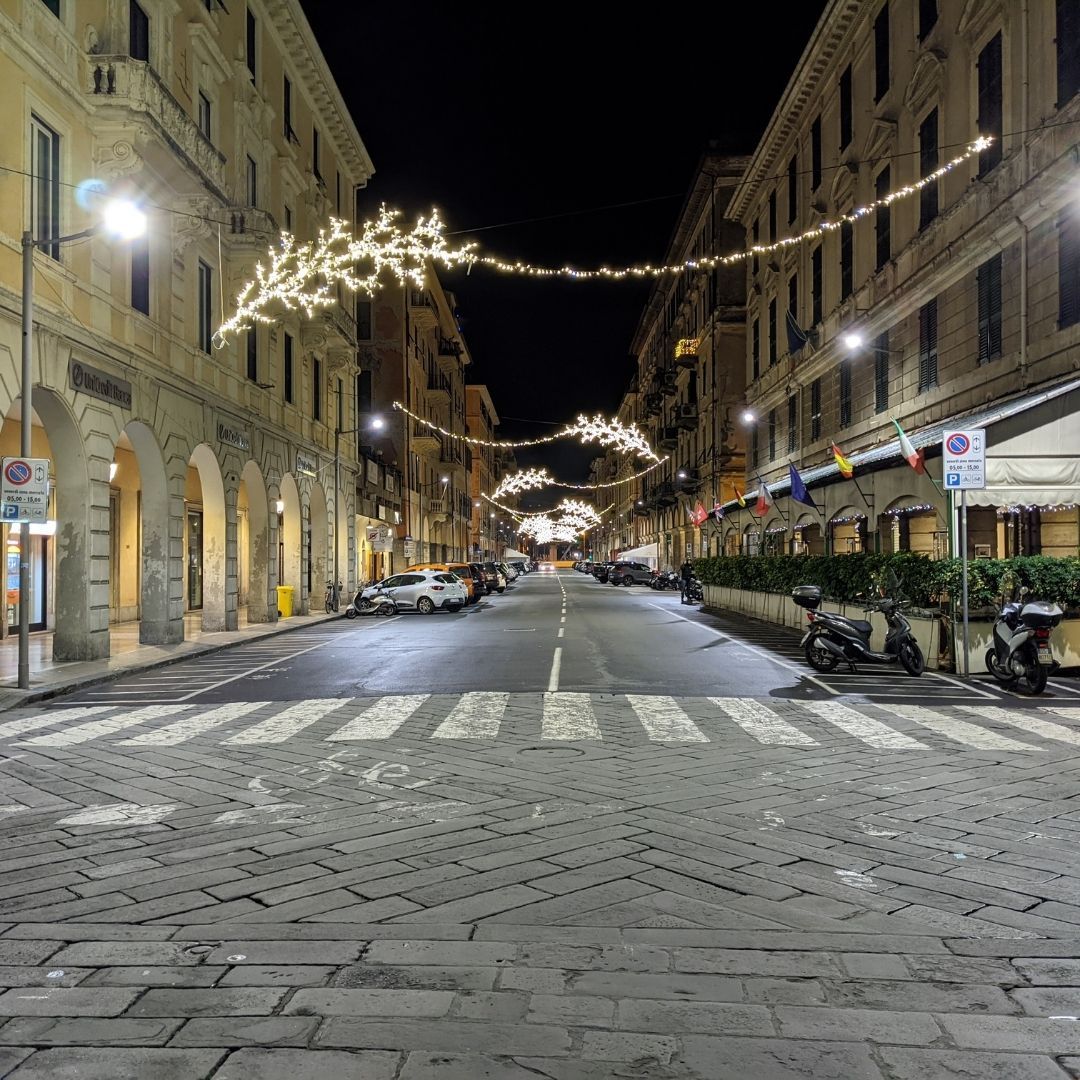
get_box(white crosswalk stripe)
[0,706,114,741]
[119,701,269,746]
[958,705,1080,748]
[431,692,508,739]
[888,704,1041,751]
[327,695,430,741]
[542,692,600,739]
[226,699,352,744]
[707,697,817,746]
[626,695,708,742]
[801,700,928,749]
[20,705,198,747]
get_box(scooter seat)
[822,614,873,636]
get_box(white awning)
[618,543,659,562]
[502,549,532,561]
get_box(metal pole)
[332,425,339,610]
[960,488,970,677]
[18,233,33,690]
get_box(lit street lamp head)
[102,199,147,241]
[440,475,449,484]
[740,409,757,425]
[841,332,864,351]
[369,415,385,430]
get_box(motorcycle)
[793,583,925,676]
[650,569,680,591]
[344,584,399,618]
[985,589,1062,695]
[681,576,704,605]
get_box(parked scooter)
[793,583,925,675]
[344,584,398,618]
[650,569,680,591]
[985,589,1062,695]
[681,576,704,605]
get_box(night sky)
[302,2,828,486]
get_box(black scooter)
[793,584,925,676]
[985,592,1062,695]
[681,576,704,605]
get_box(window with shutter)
[769,299,777,366]
[810,378,822,440]
[1059,211,1080,328]
[812,246,822,324]
[978,33,1003,175]
[751,426,759,467]
[768,409,777,461]
[788,396,797,453]
[811,117,822,190]
[874,331,889,413]
[788,273,798,328]
[977,253,1003,363]
[875,166,891,271]
[874,3,890,101]
[840,65,853,150]
[919,298,938,391]
[919,0,937,39]
[1058,0,1080,105]
[787,155,797,223]
[752,319,760,379]
[839,360,852,429]
[840,220,853,300]
[768,190,777,241]
[919,108,939,229]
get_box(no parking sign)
[1,457,49,522]
[942,429,985,490]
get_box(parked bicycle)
[324,579,342,613]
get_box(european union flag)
[789,464,816,508]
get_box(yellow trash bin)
[276,585,294,618]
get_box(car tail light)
[1035,627,1051,639]
[431,585,444,591]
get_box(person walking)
[679,559,694,604]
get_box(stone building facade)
[0,0,373,659]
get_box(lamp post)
[417,475,449,565]
[18,198,145,688]
[331,410,383,610]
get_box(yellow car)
[405,563,482,604]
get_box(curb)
[0,612,344,713]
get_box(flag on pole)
[735,488,746,508]
[788,464,816,508]
[692,501,708,527]
[831,442,854,479]
[892,419,926,474]
[754,479,773,517]
[711,501,724,523]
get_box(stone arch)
[309,480,329,606]
[830,505,867,555]
[279,472,302,609]
[241,459,271,622]
[188,442,227,631]
[117,420,177,644]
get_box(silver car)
[360,570,467,614]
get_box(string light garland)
[215,138,991,337]
[393,402,661,461]
[215,206,476,341]
[886,503,936,517]
[490,457,669,501]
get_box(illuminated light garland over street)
[215,139,991,339]
[489,456,668,501]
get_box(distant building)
[466,384,500,560]
[730,0,1080,559]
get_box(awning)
[618,543,659,562]
[502,549,532,561]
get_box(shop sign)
[295,451,317,478]
[70,359,132,409]
[403,539,416,559]
[366,459,380,485]
[216,422,250,453]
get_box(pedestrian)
[679,558,694,603]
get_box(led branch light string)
[214,138,992,338]
[490,461,669,500]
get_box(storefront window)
[187,509,203,610]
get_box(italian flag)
[892,419,925,474]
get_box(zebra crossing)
[7,693,1080,753]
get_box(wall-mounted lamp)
[275,499,285,514]
[109,462,118,483]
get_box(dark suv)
[593,561,616,583]
[608,561,654,586]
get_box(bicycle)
[324,579,342,613]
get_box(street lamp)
[416,474,449,565]
[740,409,757,426]
[18,197,146,689]
[332,410,383,610]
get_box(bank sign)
[70,359,132,409]
[942,428,986,490]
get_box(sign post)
[942,429,986,676]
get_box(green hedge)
[693,553,1080,611]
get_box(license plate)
[1038,645,1053,665]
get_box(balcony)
[660,373,678,398]
[409,289,438,329]
[644,393,662,417]
[655,482,678,508]
[426,371,451,408]
[677,467,702,493]
[674,402,698,430]
[438,440,469,480]
[224,207,279,252]
[634,503,652,517]
[658,427,679,450]
[674,338,700,369]
[303,301,358,352]
[436,337,463,374]
[86,55,227,195]
[411,421,441,457]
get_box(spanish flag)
[832,442,854,479]
[735,488,746,508]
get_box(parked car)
[482,561,507,593]
[593,562,616,584]
[608,561,655,586]
[468,562,494,595]
[498,562,517,583]
[360,570,467,613]
[405,563,483,604]
[509,560,530,577]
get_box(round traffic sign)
[3,461,31,487]
[946,433,970,456]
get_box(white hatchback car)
[361,570,467,614]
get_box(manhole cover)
[517,746,586,759]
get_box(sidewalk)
[0,609,342,713]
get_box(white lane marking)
[542,692,600,739]
[801,701,927,749]
[119,701,269,746]
[20,704,198,747]
[432,692,508,739]
[557,627,565,638]
[1046,681,1080,697]
[921,671,997,699]
[708,697,818,746]
[227,699,352,744]
[547,647,562,693]
[651,604,837,695]
[0,706,115,741]
[327,695,430,741]
[57,803,179,826]
[890,704,1041,750]
[958,705,1080,748]
[626,695,708,743]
